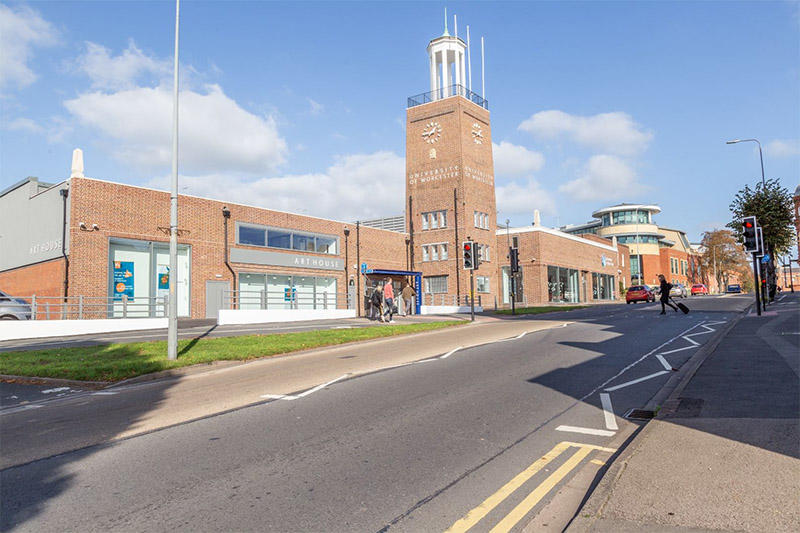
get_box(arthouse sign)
[230,248,344,271]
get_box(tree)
[727,178,795,256]
[728,178,795,299]
[699,229,751,293]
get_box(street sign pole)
[752,252,761,316]
[469,269,475,322]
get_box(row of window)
[474,211,490,229]
[601,210,650,227]
[238,273,338,310]
[670,257,689,276]
[422,243,448,262]
[421,210,447,230]
[237,223,338,255]
[616,235,659,245]
[422,275,491,294]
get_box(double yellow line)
[446,441,616,533]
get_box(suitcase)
[671,297,690,314]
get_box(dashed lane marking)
[555,425,615,437]
[261,373,350,401]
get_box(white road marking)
[599,393,618,430]
[515,331,527,339]
[41,387,70,394]
[605,370,670,392]
[91,391,118,396]
[439,347,463,359]
[261,373,350,402]
[681,335,700,346]
[555,425,615,437]
[659,345,696,355]
[655,354,674,371]
[0,404,43,416]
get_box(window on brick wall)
[477,276,490,293]
[422,210,446,230]
[441,243,448,260]
[424,275,448,293]
[474,211,489,229]
[422,245,430,262]
[431,244,439,261]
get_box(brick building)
[1,21,638,319]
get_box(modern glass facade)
[601,210,650,226]
[236,223,338,255]
[238,273,338,309]
[592,273,615,300]
[547,265,579,303]
[616,235,659,244]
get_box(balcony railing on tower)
[407,84,488,110]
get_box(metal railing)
[420,293,482,307]
[2,295,168,320]
[223,290,352,311]
[407,84,489,109]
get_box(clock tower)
[406,18,498,306]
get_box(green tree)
[699,229,751,293]
[727,178,795,256]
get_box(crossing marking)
[605,370,669,392]
[655,354,673,371]
[445,442,614,533]
[600,393,618,430]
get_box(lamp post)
[726,139,765,187]
[167,0,180,360]
[343,227,350,309]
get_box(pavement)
[567,291,800,533]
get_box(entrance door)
[205,280,230,319]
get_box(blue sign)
[113,261,135,300]
[284,287,296,302]
[761,253,770,263]
[361,262,367,273]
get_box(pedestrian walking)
[383,278,395,323]
[402,280,416,316]
[369,285,383,321]
[658,274,678,315]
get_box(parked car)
[726,284,742,293]
[670,284,688,298]
[0,290,32,320]
[691,284,708,295]
[626,285,655,304]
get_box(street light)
[167,0,180,360]
[726,138,765,187]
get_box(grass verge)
[494,305,590,315]
[0,321,463,382]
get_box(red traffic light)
[464,244,471,251]
[744,221,753,228]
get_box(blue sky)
[1,1,798,241]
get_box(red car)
[626,285,655,304]
[691,284,708,295]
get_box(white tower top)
[70,148,84,178]
[427,13,467,101]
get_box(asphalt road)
[1,295,751,532]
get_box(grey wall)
[0,179,69,271]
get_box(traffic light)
[756,227,765,257]
[509,247,520,273]
[742,216,758,253]
[474,243,482,269]
[462,241,475,270]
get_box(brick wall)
[0,258,65,298]
[67,178,408,318]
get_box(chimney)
[70,148,84,178]
[533,209,541,227]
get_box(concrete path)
[568,292,800,533]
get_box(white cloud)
[0,4,57,91]
[5,117,43,133]
[147,151,405,222]
[518,110,653,156]
[558,154,644,201]
[496,178,556,217]
[74,40,171,90]
[64,84,287,175]
[307,98,324,115]
[492,141,545,177]
[766,139,800,158]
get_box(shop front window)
[547,266,579,303]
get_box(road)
[1,295,751,532]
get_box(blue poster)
[113,261,135,300]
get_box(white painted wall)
[420,305,483,315]
[218,309,356,325]
[0,318,168,341]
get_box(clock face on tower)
[471,122,483,144]
[421,121,442,144]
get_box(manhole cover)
[624,408,655,420]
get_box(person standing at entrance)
[383,278,395,323]
[369,286,382,321]
[402,281,416,316]
[658,274,678,314]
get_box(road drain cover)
[625,408,655,420]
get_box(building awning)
[364,269,422,276]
